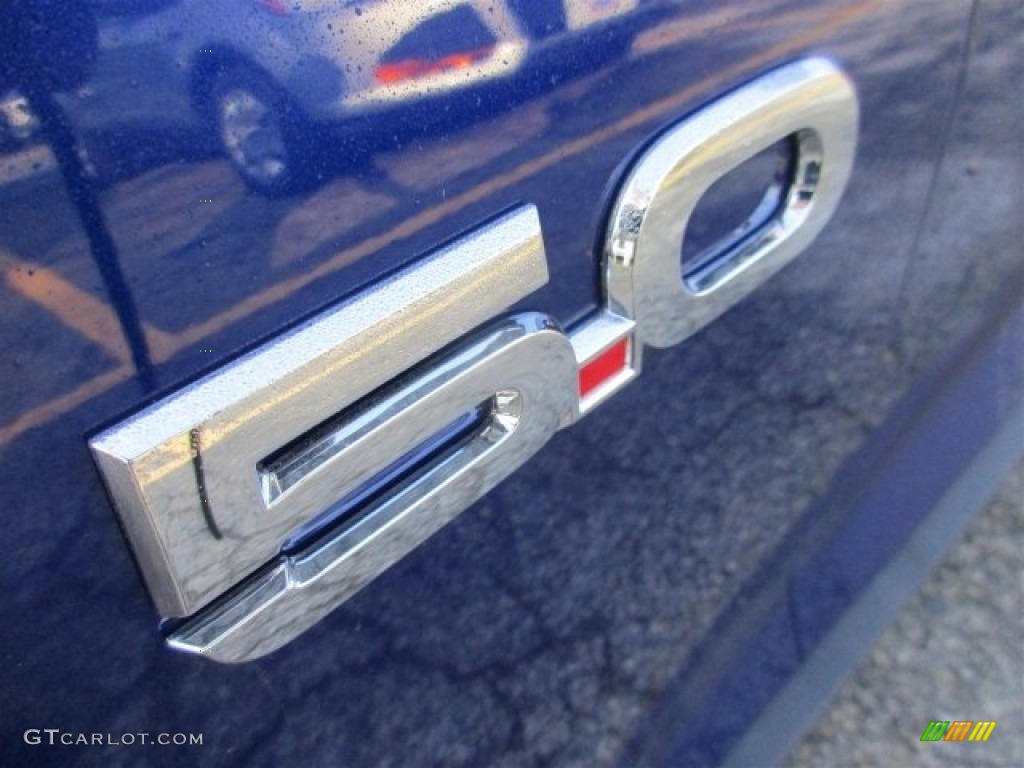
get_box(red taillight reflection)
[374,47,494,85]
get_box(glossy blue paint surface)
[0,0,1021,764]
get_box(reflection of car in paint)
[62,0,637,193]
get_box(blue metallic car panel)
[0,0,1021,764]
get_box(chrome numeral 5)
[91,206,555,622]
[169,314,577,662]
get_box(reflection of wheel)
[209,68,311,196]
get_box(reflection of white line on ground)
[0,144,57,187]
[6,262,129,362]
[375,105,552,192]
[632,2,837,57]
[100,161,245,263]
[2,250,175,362]
[0,365,133,447]
[270,181,397,269]
[634,5,756,55]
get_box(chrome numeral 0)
[604,57,858,348]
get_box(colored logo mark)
[920,720,997,742]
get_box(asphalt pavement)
[782,459,1023,768]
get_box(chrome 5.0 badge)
[90,58,858,662]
